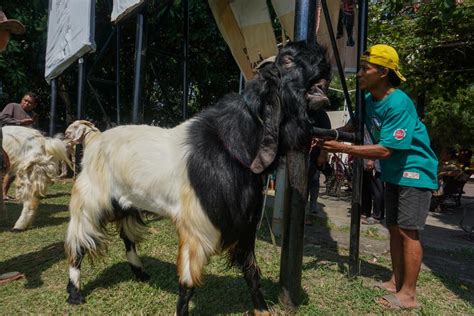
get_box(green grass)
[0,181,473,314]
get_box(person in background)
[0,92,39,200]
[305,109,331,226]
[361,129,384,225]
[318,44,438,310]
[0,91,39,127]
[0,8,26,285]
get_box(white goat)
[2,126,72,231]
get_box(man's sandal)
[376,294,421,310]
[0,271,25,285]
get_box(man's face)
[357,61,386,90]
[20,95,37,111]
[0,30,10,52]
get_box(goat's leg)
[177,283,195,316]
[243,255,269,314]
[232,242,269,314]
[119,228,150,281]
[66,249,85,304]
[176,233,211,316]
[12,197,39,231]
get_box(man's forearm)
[340,143,392,160]
[0,115,19,125]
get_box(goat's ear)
[71,124,87,144]
[249,98,282,174]
[80,120,96,129]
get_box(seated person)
[0,91,39,127]
[0,92,39,200]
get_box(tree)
[0,1,240,131]
[368,0,474,151]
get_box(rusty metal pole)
[279,0,317,309]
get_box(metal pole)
[77,57,86,120]
[272,157,287,236]
[76,57,87,175]
[182,0,189,120]
[349,0,368,277]
[293,0,316,44]
[239,72,245,95]
[49,78,57,137]
[279,0,317,308]
[132,8,148,124]
[320,0,355,122]
[116,25,121,125]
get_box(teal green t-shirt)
[365,89,438,189]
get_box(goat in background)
[64,41,331,315]
[64,120,101,149]
[2,126,72,231]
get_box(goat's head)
[64,120,99,146]
[248,41,331,173]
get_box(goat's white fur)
[2,126,72,230]
[65,121,220,287]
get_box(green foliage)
[368,0,474,151]
[0,1,49,121]
[0,1,240,130]
[425,85,474,149]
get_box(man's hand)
[316,139,349,153]
[19,118,34,126]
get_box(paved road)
[269,182,474,285]
[301,180,474,284]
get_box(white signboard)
[111,0,145,23]
[44,0,96,82]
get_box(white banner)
[44,0,96,83]
[209,0,278,80]
[111,0,145,23]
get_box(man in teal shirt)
[319,44,437,310]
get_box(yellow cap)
[360,44,406,81]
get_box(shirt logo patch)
[403,171,420,180]
[393,129,406,140]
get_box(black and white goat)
[64,41,331,314]
[2,126,72,231]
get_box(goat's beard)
[278,77,312,151]
[305,79,330,111]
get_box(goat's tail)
[117,210,147,243]
[45,137,73,170]
[15,154,57,201]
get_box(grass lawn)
[1,181,473,314]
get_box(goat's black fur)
[187,41,330,255]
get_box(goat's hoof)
[10,228,25,233]
[136,271,151,282]
[254,309,271,316]
[67,294,85,305]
